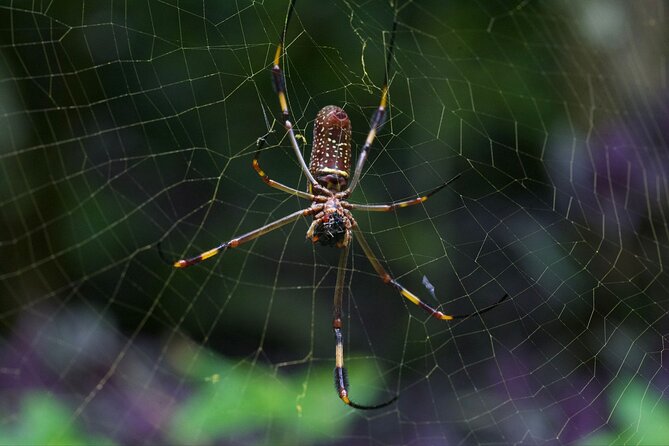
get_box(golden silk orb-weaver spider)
[163,0,508,410]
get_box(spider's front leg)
[270,0,320,190]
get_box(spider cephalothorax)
[311,210,348,246]
[306,196,354,248]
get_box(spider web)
[1,0,668,444]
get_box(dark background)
[1,1,668,444]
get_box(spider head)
[313,212,348,247]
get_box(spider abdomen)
[310,105,352,192]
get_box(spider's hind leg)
[332,244,398,409]
[353,227,508,320]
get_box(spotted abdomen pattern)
[310,105,352,192]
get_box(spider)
[164,0,508,410]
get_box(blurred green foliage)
[582,379,669,445]
[0,393,116,446]
[167,341,388,444]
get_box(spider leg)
[353,227,508,320]
[271,0,319,188]
[347,18,398,193]
[164,207,318,269]
[333,243,398,410]
[254,138,317,201]
[349,173,461,212]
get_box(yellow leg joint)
[380,86,388,108]
[200,248,219,261]
[365,128,378,146]
[253,159,266,176]
[273,44,282,66]
[400,288,420,306]
[278,92,288,115]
